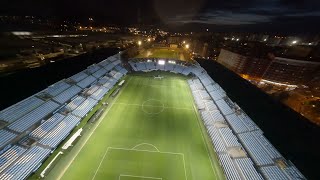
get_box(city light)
[264,39,267,41]
[147,38,151,42]
[183,41,186,44]
[185,44,190,49]
[138,40,142,46]
[236,38,240,41]
[158,60,165,65]
[292,40,297,44]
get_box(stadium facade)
[0,53,305,179]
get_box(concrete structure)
[217,48,320,85]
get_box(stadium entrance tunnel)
[142,99,164,115]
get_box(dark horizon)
[0,0,320,33]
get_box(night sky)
[0,0,320,32]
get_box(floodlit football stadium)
[0,52,305,180]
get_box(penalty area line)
[119,174,162,180]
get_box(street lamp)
[147,38,151,42]
[138,40,142,46]
[185,44,189,49]
[183,41,186,44]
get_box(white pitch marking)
[108,147,183,156]
[93,146,187,180]
[119,174,162,180]
[91,148,110,180]
[131,143,160,152]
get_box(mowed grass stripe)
[47,72,222,180]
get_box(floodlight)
[158,60,165,65]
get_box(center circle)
[142,99,164,115]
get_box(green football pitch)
[45,72,224,180]
[136,48,189,61]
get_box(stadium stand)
[85,85,100,96]
[209,90,225,101]
[53,85,82,104]
[0,145,27,174]
[72,97,98,118]
[145,62,156,70]
[39,114,81,148]
[104,63,115,71]
[29,113,66,139]
[8,100,60,133]
[0,146,51,180]
[205,101,217,111]
[201,111,214,126]
[0,96,44,123]
[260,166,288,180]
[173,64,185,74]
[218,153,242,180]
[218,128,241,148]
[237,113,260,131]
[97,59,109,67]
[0,130,17,148]
[283,165,306,179]
[234,158,263,180]
[65,96,86,112]
[92,68,107,79]
[225,114,249,134]
[86,64,101,74]
[210,110,225,122]
[90,86,109,101]
[77,75,96,89]
[97,76,109,86]
[251,131,283,159]
[215,99,234,116]
[69,71,88,82]
[42,80,71,97]
[207,126,227,153]
[238,132,274,166]
[112,60,121,66]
